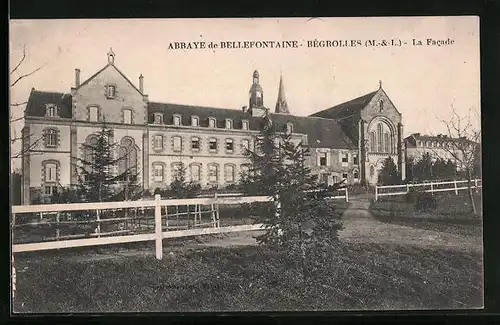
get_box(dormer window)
[153,113,163,124]
[225,119,233,129]
[208,117,216,128]
[106,85,116,99]
[286,123,293,134]
[173,114,182,126]
[191,116,199,127]
[242,120,249,130]
[46,104,58,118]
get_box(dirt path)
[339,194,482,252]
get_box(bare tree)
[10,44,45,159]
[436,105,481,214]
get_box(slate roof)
[24,89,73,118]
[404,133,473,147]
[310,91,378,120]
[148,102,356,149]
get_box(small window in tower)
[106,85,116,99]
[256,91,262,99]
[46,104,58,118]
[379,100,384,112]
[173,115,181,126]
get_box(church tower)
[249,70,264,109]
[275,74,289,114]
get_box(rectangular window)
[123,109,132,124]
[226,139,234,152]
[319,152,327,166]
[225,165,235,182]
[172,164,183,180]
[320,173,329,185]
[154,113,163,124]
[225,119,232,129]
[89,106,99,122]
[173,136,182,152]
[153,164,164,182]
[45,129,57,147]
[153,135,163,151]
[240,165,250,179]
[353,154,359,165]
[342,173,348,179]
[107,85,116,98]
[191,116,199,127]
[45,163,57,182]
[190,164,201,182]
[354,170,359,179]
[191,137,200,150]
[208,165,218,182]
[341,153,348,163]
[209,138,217,151]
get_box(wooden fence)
[11,195,272,259]
[374,179,482,201]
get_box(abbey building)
[21,50,408,204]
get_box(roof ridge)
[321,89,377,111]
[148,101,237,111]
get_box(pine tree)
[169,163,201,199]
[243,112,343,283]
[73,122,140,202]
[377,156,401,185]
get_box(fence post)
[154,194,163,260]
[374,186,378,202]
[474,179,478,193]
[11,213,16,299]
[406,184,409,193]
[454,180,458,195]
[345,188,349,202]
[96,210,101,238]
[56,212,60,242]
[430,182,434,195]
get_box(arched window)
[384,133,390,153]
[370,165,375,178]
[224,164,235,183]
[171,162,183,181]
[208,163,219,183]
[370,132,376,152]
[377,123,383,152]
[240,164,251,180]
[189,163,201,183]
[117,138,137,182]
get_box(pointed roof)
[75,50,144,95]
[275,74,290,114]
[310,90,378,120]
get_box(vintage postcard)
[10,17,482,312]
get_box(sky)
[9,17,480,168]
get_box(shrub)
[415,191,438,212]
[404,188,420,204]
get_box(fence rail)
[374,179,482,201]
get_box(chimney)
[139,74,144,93]
[75,69,80,87]
[242,105,248,113]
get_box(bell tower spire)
[249,70,264,109]
[275,73,289,114]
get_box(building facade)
[21,50,409,204]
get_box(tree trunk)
[466,169,477,215]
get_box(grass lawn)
[370,192,482,238]
[13,239,482,313]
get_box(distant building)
[404,133,473,167]
[21,49,409,204]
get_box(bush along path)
[340,194,482,253]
